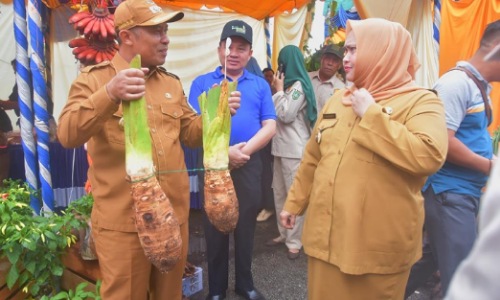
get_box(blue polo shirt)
[424,62,492,198]
[188,67,276,146]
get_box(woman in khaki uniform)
[280,18,449,299]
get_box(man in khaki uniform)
[308,44,346,113]
[57,0,239,298]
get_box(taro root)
[198,80,239,234]
[123,55,181,273]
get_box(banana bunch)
[69,37,119,66]
[68,7,115,40]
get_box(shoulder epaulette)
[157,67,180,80]
[80,61,112,73]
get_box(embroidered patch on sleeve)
[291,89,302,100]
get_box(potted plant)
[0,180,98,299]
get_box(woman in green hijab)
[266,45,316,260]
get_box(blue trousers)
[405,186,479,298]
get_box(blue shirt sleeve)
[188,77,204,114]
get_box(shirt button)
[158,151,163,156]
[173,112,178,117]
[151,128,156,133]
[147,105,152,110]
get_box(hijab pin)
[382,107,393,115]
[316,131,322,144]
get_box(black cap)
[322,44,344,59]
[220,20,253,45]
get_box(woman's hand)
[350,88,375,117]
[272,70,285,93]
[280,210,296,229]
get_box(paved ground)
[186,209,435,300]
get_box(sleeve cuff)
[91,86,120,117]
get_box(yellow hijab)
[343,18,422,104]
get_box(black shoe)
[235,288,266,300]
[287,249,300,260]
[205,293,226,300]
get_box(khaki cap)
[114,0,184,31]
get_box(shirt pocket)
[105,111,125,145]
[160,103,183,140]
[316,118,338,149]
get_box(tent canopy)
[153,0,309,19]
[1,0,310,20]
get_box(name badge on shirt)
[322,113,336,119]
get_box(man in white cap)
[58,0,240,298]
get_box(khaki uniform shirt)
[284,89,448,274]
[309,71,345,113]
[58,54,202,232]
[271,81,311,159]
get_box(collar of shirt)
[457,61,492,95]
[311,70,337,85]
[111,53,161,79]
[212,66,254,84]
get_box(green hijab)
[278,45,317,127]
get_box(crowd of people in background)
[2,0,499,297]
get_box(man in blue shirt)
[188,20,276,300]
[405,20,500,298]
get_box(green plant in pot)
[0,180,95,298]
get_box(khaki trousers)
[308,256,410,300]
[93,222,188,300]
[272,156,304,250]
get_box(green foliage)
[493,126,500,155]
[304,47,323,72]
[0,181,94,298]
[42,281,102,300]
[67,194,94,219]
[326,0,338,37]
